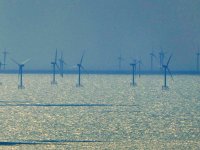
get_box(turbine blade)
[167,54,173,66]
[56,63,61,71]
[55,49,58,63]
[21,58,31,65]
[56,63,63,76]
[80,65,85,70]
[61,51,63,60]
[80,51,85,65]
[152,53,157,58]
[167,67,174,81]
[10,58,20,65]
[63,61,67,65]
[81,65,89,74]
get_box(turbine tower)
[196,50,200,72]
[130,60,137,86]
[2,48,8,70]
[77,52,85,87]
[51,49,60,84]
[59,51,66,78]
[162,55,173,90]
[11,58,31,89]
[150,51,156,71]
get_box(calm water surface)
[0,74,199,149]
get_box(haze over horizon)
[0,0,200,71]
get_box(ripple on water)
[0,74,199,149]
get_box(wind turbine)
[162,55,173,90]
[51,49,60,84]
[76,52,85,87]
[150,51,156,71]
[11,58,31,89]
[2,48,8,70]
[196,50,200,73]
[118,54,124,71]
[59,51,66,77]
[130,59,137,86]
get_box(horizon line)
[0,69,199,75]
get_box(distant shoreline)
[0,70,199,75]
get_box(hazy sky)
[0,0,200,71]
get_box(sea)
[0,74,199,149]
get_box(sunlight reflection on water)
[0,74,199,149]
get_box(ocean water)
[0,74,199,149]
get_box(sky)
[0,0,200,71]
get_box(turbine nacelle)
[20,64,25,67]
[150,52,156,57]
[130,63,136,66]
[77,64,84,70]
[162,65,167,68]
[18,64,25,71]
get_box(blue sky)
[0,0,200,71]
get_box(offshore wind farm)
[0,47,199,149]
[0,0,200,149]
